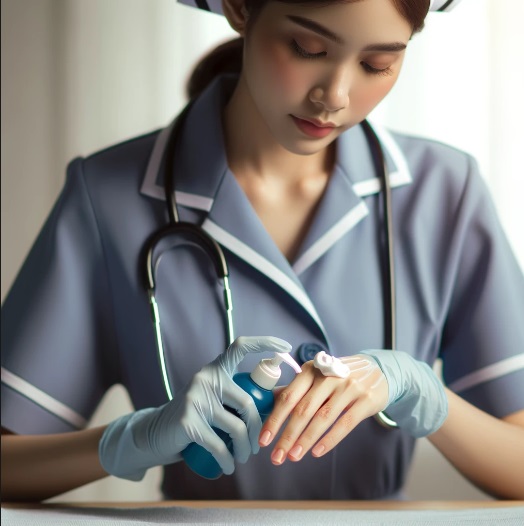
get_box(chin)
[290,143,331,156]
[282,135,339,156]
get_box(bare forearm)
[429,389,524,499]
[1,426,109,502]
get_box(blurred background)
[2,0,523,502]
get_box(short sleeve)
[1,158,120,434]
[440,156,524,418]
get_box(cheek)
[258,43,305,96]
[354,78,397,111]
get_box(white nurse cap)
[429,0,463,11]
[177,0,463,15]
[178,0,224,15]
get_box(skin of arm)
[428,390,524,500]
[1,426,109,502]
[259,363,524,500]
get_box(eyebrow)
[363,42,407,52]
[287,15,345,44]
[286,15,407,53]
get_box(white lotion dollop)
[313,351,350,378]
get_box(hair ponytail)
[186,37,244,100]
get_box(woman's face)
[240,0,413,155]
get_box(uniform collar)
[140,75,412,340]
[340,121,413,197]
[140,75,412,207]
[140,75,234,208]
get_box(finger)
[222,383,262,454]
[259,366,316,448]
[310,397,373,458]
[291,365,386,460]
[268,378,342,464]
[286,384,360,461]
[212,409,252,464]
[219,336,292,375]
[189,423,236,475]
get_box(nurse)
[2,0,524,501]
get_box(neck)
[222,75,335,186]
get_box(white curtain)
[2,0,522,502]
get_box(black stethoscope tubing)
[360,119,396,351]
[145,100,398,428]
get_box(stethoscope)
[144,101,399,429]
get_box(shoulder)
[66,129,162,193]
[386,129,506,254]
[389,129,475,177]
[386,128,487,203]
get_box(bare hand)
[258,355,388,465]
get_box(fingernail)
[312,444,325,457]
[289,445,303,460]
[271,449,285,465]
[259,430,272,446]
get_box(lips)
[299,116,337,128]
[291,115,337,139]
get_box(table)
[3,500,524,525]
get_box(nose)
[309,68,350,112]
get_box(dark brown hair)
[186,0,430,99]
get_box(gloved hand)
[360,350,448,437]
[99,336,292,481]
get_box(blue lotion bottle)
[182,352,302,479]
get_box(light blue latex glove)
[360,350,448,438]
[99,336,292,481]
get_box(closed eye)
[290,39,327,59]
[361,62,393,76]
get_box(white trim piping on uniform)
[175,191,214,212]
[1,367,87,429]
[350,122,412,197]
[353,177,383,197]
[202,219,327,336]
[369,121,412,186]
[293,201,369,275]
[140,120,174,200]
[353,170,412,197]
[140,122,214,210]
[447,354,524,393]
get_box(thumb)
[219,336,292,375]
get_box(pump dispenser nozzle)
[250,352,302,390]
[272,353,302,373]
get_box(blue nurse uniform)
[2,75,524,499]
